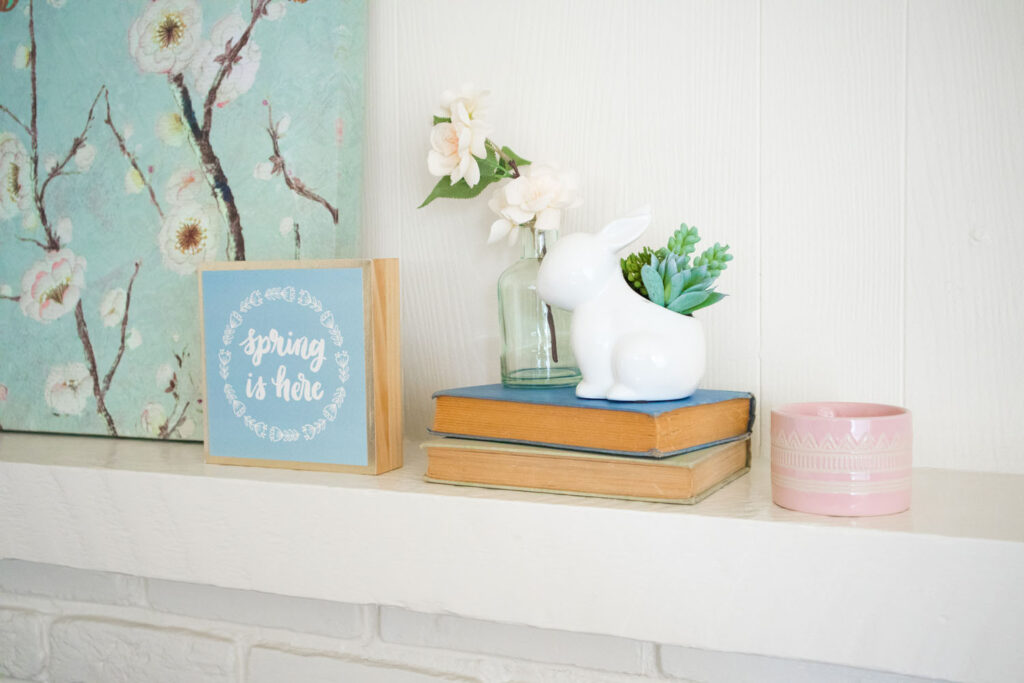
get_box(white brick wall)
[0,560,935,682]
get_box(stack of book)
[424,384,756,504]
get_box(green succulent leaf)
[694,243,732,277]
[666,224,701,258]
[683,291,727,314]
[620,248,655,296]
[640,265,665,306]
[668,271,687,302]
[667,290,710,314]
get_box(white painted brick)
[0,609,46,680]
[380,607,646,674]
[249,647,478,682]
[49,619,235,683]
[0,560,143,606]
[146,578,363,638]
[659,646,935,683]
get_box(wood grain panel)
[760,1,906,456]
[905,0,1024,472]
[379,0,760,439]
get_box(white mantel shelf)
[1,433,1022,683]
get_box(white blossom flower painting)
[0,0,366,439]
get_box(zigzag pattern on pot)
[771,429,908,454]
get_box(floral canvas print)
[0,0,366,440]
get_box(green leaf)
[684,291,726,314]
[500,146,531,167]
[418,173,495,208]
[432,116,451,125]
[640,265,665,306]
[668,271,686,302]
[667,290,710,314]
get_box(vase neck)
[521,227,557,259]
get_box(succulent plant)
[621,222,731,316]
[620,247,656,297]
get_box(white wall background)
[362,0,1024,474]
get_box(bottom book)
[422,435,751,504]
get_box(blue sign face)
[200,266,368,466]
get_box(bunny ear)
[596,205,652,252]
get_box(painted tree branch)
[169,73,246,260]
[202,0,271,138]
[37,86,106,249]
[74,300,117,436]
[101,261,141,395]
[266,106,339,225]
[160,400,191,440]
[0,294,20,302]
[16,235,48,249]
[0,104,30,136]
[103,92,163,219]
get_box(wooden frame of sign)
[197,259,401,474]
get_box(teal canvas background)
[0,0,366,440]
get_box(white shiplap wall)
[362,0,1024,474]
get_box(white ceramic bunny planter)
[536,208,705,401]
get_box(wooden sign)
[198,259,401,474]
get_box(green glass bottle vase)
[497,227,581,388]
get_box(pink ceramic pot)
[771,402,912,516]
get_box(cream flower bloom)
[427,114,490,188]
[156,112,187,146]
[45,363,92,416]
[99,288,127,327]
[164,167,203,205]
[140,402,167,437]
[13,45,30,69]
[157,201,221,274]
[436,83,490,123]
[191,13,261,107]
[0,284,12,297]
[55,216,72,244]
[74,143,96,172]
[126,328,143,350]
[263,1,286,21]
[156,363,175,389]
[19,249,86,323]
[279,216,294,235]
[178,417,196,439]
[0,132,33,222]
[487,164,581,244]
[253,161,275,180]
[128,0,203,75]
[124,168,145,194]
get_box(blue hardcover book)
[430,384,755,458]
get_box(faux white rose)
[436,83,490,123]
[427,109,490,188]
[487,164,582,244]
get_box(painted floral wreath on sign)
[219,286,349,443]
